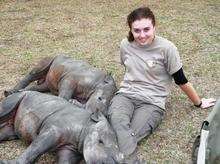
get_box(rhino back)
[47,55,106,98]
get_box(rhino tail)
[0,92,26,119]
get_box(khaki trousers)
[108,93,164,155]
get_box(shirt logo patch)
[146,60,156,68]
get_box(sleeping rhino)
[0,91,124,164]
[4,55,117,115]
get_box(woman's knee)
[108,94,134,119]
[134,107,164,141]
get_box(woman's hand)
[200,98,216,109]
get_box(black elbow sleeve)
[172,68,188,85]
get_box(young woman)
[108,7,216,157]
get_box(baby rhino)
[0,91,124,164]
[4,55,117,115]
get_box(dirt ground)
[0,0,219,163]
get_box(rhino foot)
[4,89,24,97]
[4,90,16,97]
[123,151,146,164]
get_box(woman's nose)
[140,30,146,37]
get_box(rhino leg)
[58,79,76,100]
[12,128,61,164]
[0,124,18,142]
[57,147,83,164]
[0,92,25,121]
[4,57,54,97]
[23,81,50,93]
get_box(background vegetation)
[0,0,219,163]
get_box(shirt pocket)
[144,59,165,76]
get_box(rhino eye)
[98,97,102,101]
[99,139,104,144]
[104,80,109,84]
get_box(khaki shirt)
[117,36,182,109]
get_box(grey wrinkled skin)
[4,55,117,116]
[192,100,220,164]
[0,91,124,164]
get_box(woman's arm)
[172,68,216,108]
[179,82,216,109]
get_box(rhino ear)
[90,111,103,122]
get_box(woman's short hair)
[127,7,155,42]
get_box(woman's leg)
[108,94,137,155]
[131,103,164,142]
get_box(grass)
[0,0,219,163]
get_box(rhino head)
[83,112,124,164]
[86,74,117,116]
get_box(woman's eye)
[144,28,150,32]
[133,29,140,33]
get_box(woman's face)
[131,18,155,46]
